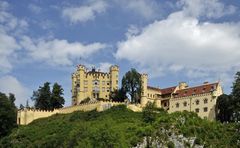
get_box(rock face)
[134,129,204,148]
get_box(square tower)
[72,64,119,105]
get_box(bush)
[167,141,175,148]
[142,102,157,123]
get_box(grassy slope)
[0,105,239,148]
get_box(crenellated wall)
[17,100,124,125]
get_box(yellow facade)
[140,74,223,120]
[17,65,224,125]
[71,65,119,105]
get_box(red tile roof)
[161,86,177,95]
[147,86,177,95]
[173,82,218,98]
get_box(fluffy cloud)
[0,75,30,106]
[116,0,159,19]
[178,0,236,19]
[62,0,107,23]
[20,36,106,66]
[99,62,113,72]
[116,0,240,82]
[0,1,27,73]
[0,31,20,73]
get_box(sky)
[1,0,240,107]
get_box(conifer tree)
[50,83,65,110]
[231,72,240,121]
[0,92,17,137]
[32,82,51,110]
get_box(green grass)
[0,105,239,148]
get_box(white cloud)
[62,0,107,23]
[178,0,236,19]
[99,62,112,72]
[0,75,30,106]
[20,36,106,66]
[0,1,25,74]
[28,4,42,14]
[0,30,20,73]
[116,0,240,82]
[116,0,159,19]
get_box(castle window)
[107,82,110,85]
[176,103,179,108]
[195,108,199,113]
[84,80,88,85]
[102,81,105,85]
[183,101,187,107]
[204,107,208,112]
[204,98,208,104]
[116,80,118,84]
[84,87,88,92]
[196,99,200,105]
[102,87,105,92]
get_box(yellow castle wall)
[17,101,124,125]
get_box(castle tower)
[110,65,119,91]
[72,64,119,105]
[72,65,86,105]
[140,74,148,107]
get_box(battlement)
[17,100,124,125]
[110,65,119,71]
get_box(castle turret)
[141,74,148,107]
[110,65,119,92]
[72,65,86,105]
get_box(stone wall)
[17,100,124,125]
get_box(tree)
[109,88,127,102]
[142,102,157,123]
[216,94,233,122]
[231,72,240,121]
[19,104,24,110]
[26,100,30,109]
[8,93,16,107]
[50,83,65,109]
[0,92,17,137]
[122,68,142,103]
[31,82,51,110]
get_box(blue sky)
[0,0,240,107]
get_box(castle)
[17,65,223,125]
[71,65,119,105]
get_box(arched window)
[183,101,187,107]
[196,99,200,105]
[204,98,208,104]
[176,103,179,108]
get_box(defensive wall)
[17,100,124,125]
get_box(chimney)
[179,82,188,90]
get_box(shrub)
[167,141,175,148]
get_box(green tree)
[50,83,65,109]
[216,94,233,122]
[32,82,51,110]
[8,93,16,107]
[142,102,157,123]
[26,99,30,109]
[0,92,17,137]
[19,104,24,110]
[231,72,240,121]
[109,88,127,102]
[122,68,142,103]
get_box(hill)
[0,105,239,148]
